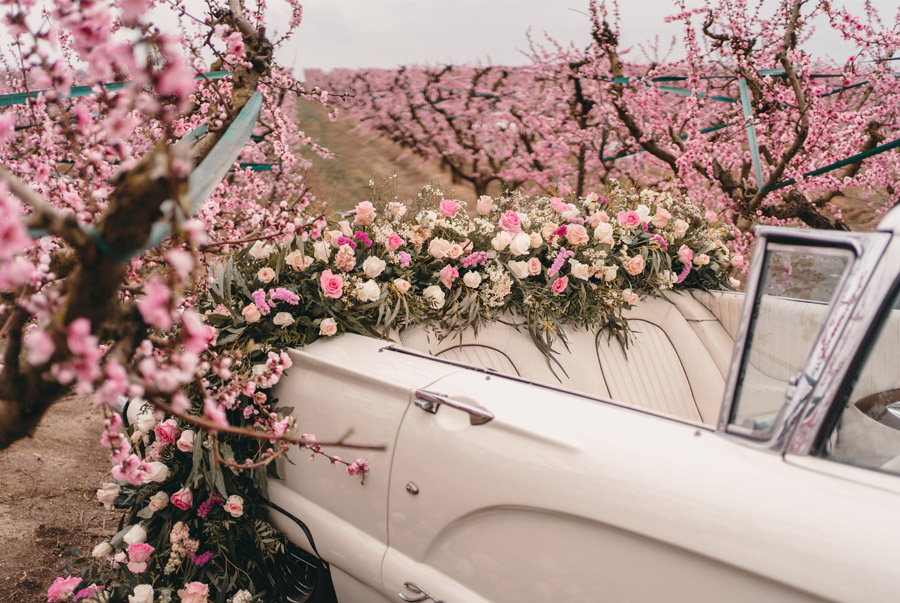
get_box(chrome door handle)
[414,389,494,425]
[398,581,444,603]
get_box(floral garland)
[57,182,734,603]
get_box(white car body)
[268,216,900,603]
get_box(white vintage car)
[267,213,900,603]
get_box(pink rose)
[176,430,194,452]
[47,576,82,602]
[623,288,639,305]
[498,210,522,233]
[447,243,464,259]
[678,244,694,266]
[704,210,718,223]
[624,255,645,276]
[565,224,589,245]
[319,318,338,337]
[616,210,641,229]
[476,195,493,215]
[731,254,745,268]
[651,208,671,229]
[439,199,461,218]
[394,278,411,293]
[527,257,542,276]
[177,582,209,603]
[154,419,179,445]
[551,276,568,294]
[386,232,404,252]
[127,542,155,573]
[549,197,572,213]
[354,201,375,226]
[439,264,459,289]
[319,270,343,299]
[171,487,193,510]
[694,253,710,266]
[224,495,244,518]
[673,219,689,239]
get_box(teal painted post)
[738,78,765,192]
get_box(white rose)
[176,430,194,452]
[142,461,169,483]
[123,523,147,545]
[603,266,618,282]
[134,407,157,433]
[319,317,338,337]
[248,240,275,260]
[313,240,331,263]
[635,204,651,224]
[529,232,543,248]
[231,590,253,603]
[427,237,452,259]
[97,482,120,508]
[362,256,386,278]
[491,231,512,251]
[507,260,529,279]
[148,491,169,511]
[423,285,446,309]
[508,232,531,256]
[462,271,482,288]
[594,222,614,245]
[356,279,381,303]
[569,260,590,281]
[92,541,113,559]
[128,584,154,603]
[561,208,579,221]
[273,312,295,327]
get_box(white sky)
[277,0,898,76]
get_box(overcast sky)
[279,0,897,76]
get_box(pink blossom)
[439,199,461,218]
[25,330,55,366]
[551,276,568,294]
[439,264,459,288]
[138,278,173,330]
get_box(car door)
[266,334,460,602]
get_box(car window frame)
[720,227,889,454]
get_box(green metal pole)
[738,77,765,192]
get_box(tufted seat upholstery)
[400,292,736,426]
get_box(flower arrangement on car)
[60,182,734,602]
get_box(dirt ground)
[0,395,118,602]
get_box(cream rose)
[423,285,446,309]
[529,232,543,248]
[241,304,261,323]
[693,253,710,266]
[540,222,559,240]
[92,541,113,559]
[509,232,531,256]
[285,250,312,272]
[527,257,542,276]
[362,256,386,278]
[143,461,169,483]
[356,279,381,303]
[224,495,244,518]
[123,524,147,545]
[594,222,614,245]
[427,237,452,259]
[393,278,411,293]
[313,240,331,263]
[97,482,120,508]
[447,243,465,259]
[623,288,639,305]
[673,219,689,239]
[624,255,645,276]
[602,266,618,282]
[176,430,194,452]
[319,317,338,337]
[635,204,651,225]
[476,195,494,215]
[248,240,275,260]
[257,267,276,283]
[273,312,295,328]
[491,231,512,251]
[462,271,482,288]
[129,585,154,603]
[569,260,590,280]
[507,260,529,279]
[148,491,169,512]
